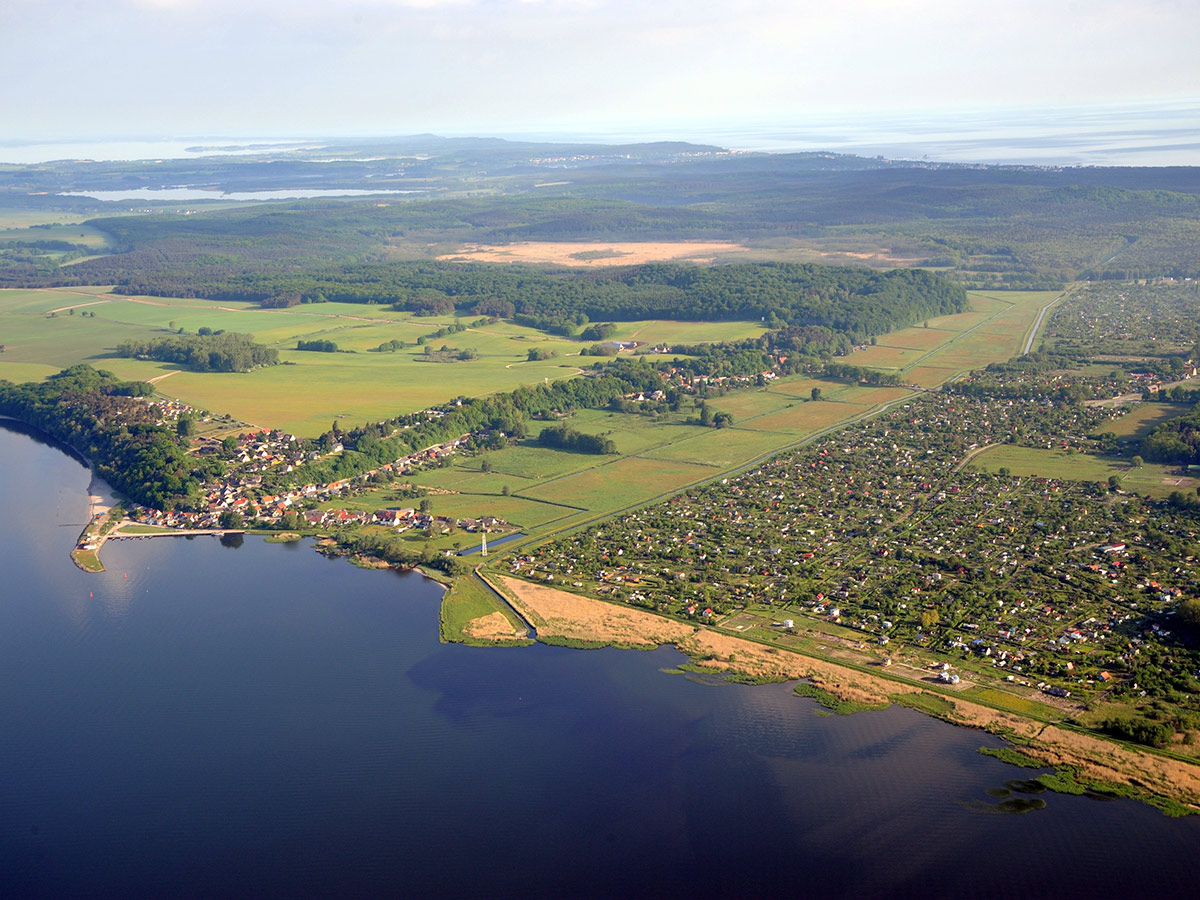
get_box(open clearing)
[1101,403,1189,439]
[437,240,751,266]
[967,446,1197,498]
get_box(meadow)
[1101,403,1192,439]
[967,445,1197,498]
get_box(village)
[114,403,511,541]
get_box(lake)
[1,421,1198,899]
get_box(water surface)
[1,422,1197,899]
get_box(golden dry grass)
[462,611,525,641]
[438,241,750,267]
[495,576,694,647]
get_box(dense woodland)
[3,138,1200,293]
[115,332,279,372]
[1141,403,1200,465]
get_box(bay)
[1,421,1197,899]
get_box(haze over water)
[2,421,1200,898]
[4,103,1198,167]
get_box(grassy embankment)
[440,573,532,646]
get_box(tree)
[1178,598,1200,630]
[1109,474,1123,491]
[919,609,940,629]
[1131,455,1145,469]
[811,387,822,402]
[176,416,196,438]
[218,510,244,529]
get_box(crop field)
[3,288,784,434]
[876,326,960,351]
[745,400,875,435]
[639,426,799,468]
[1101,403,1189,439]
[967,446,1197,498]
[520,456,713,513]
[0,222,111,250]
[614,320,767,345]
[707,388,804,420]
[846,344,925,370]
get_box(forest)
[115,332,279,372]
[4,137,1200,292]
[1141,403,1200,465]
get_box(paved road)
[1022,289,1070,356]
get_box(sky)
[3,0,1198,141]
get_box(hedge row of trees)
[296,339,338,352]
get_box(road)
[1021,288,1070,356]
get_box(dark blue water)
[1,422,1198,899]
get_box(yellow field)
[436,241,751,267]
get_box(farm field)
[335,289,1061,543]
[967,445,1198,498]
[1,283,1064,543]
[1,288,773,434]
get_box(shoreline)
[484,572,1200,813]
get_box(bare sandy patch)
[463,611,525,641]
[494,576,693,647]
[438,241,749,267]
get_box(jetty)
[73,513,243,573]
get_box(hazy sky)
[4,0,1197,139]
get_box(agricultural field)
[0,285,1050,439]
[0,288,767,434]
[348,289,1062,545]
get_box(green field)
[2,288,771,435]
[439,574,530,644]
[2,283,1066,546]
[1101,403,1190,439]
[968,446,1198,498]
